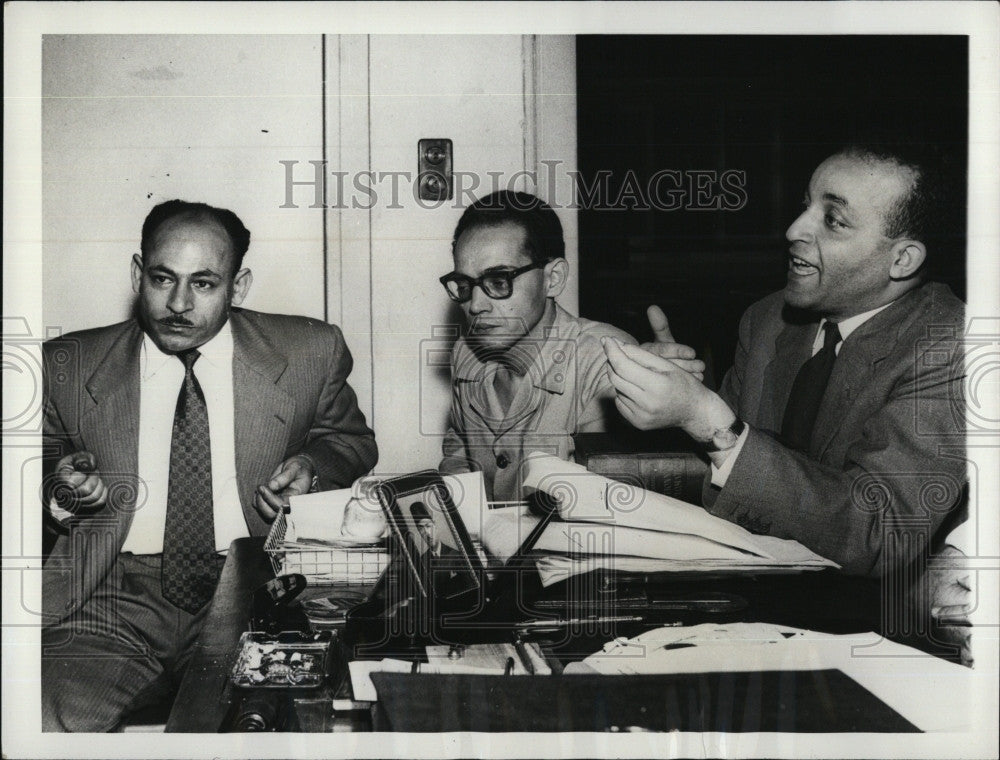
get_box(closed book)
[573,431,707,504]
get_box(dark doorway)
[577,35,967,385]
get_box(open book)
[482,453,837,585]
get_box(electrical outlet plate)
[418,138,453,202]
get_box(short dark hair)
[452,191,564,266]
[836,143,945,245]
[140,199,251,273]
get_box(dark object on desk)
[374,471,484,604]
[164,538,920,733]
[230,631,333,688]
[225,689,300,732]
[301,590,369,630]
[573,429,708,504]
[250,573,308,634]
[350,470,759,654]
[531,581,748,622]
[349,470,605,656]
[349,471,538,653]
[370,670,920,733]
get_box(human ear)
[889,240,927,280]
[231,268,253,305]
[544,258,568,298]
[130,254,143,294]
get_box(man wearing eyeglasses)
[437,191,639,502]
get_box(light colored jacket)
[440,302,636,501]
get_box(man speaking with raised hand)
[603,145,966,583]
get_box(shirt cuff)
[709,424,750,488]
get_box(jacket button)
[496,454,509,469]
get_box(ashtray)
[230,631,333,689]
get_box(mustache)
[159,316,196,327]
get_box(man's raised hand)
[642,305,705,381]
[602,337,713,434]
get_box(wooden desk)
[165,537,959,733]
[166,537,272,732]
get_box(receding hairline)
[453,218,535,262]
[822,151,921,236]
[145,212,238,263]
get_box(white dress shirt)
[711,301,895,487]
[123,321,247,554]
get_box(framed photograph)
[374,470,483,604]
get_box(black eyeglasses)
[439,262,543,303]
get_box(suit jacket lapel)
[81,321,142,530]
[61,321,143,612]
[231,312,294,536]
[813,298,911,458]
[761,319,815,432]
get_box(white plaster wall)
[345,35,579,474]
[42,35,326,332]
[40,34,578,477]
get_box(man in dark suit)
[603,145,966,583]
[41,200,378,730]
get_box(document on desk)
[534,550,836,586]
[522,453,771,554]
[286,487,356,542]
[481,453,838,583]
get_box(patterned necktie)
[781,322,843,452]
[161,349,217,613]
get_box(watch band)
[703,417,746,452]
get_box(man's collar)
[816,301,895,350]
[141,319,233,379]
[454,302,574,394]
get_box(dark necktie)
[781,322,842,451]
[161,349,217,613]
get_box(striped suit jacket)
[41,308,377,622]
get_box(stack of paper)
[480,453,837,585]
[282,484,389,584]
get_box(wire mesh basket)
[263,510,390,586]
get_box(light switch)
[418,138,453,202]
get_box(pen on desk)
[517,614,645,630]
[513,637,535,675]
[503,656,515,676]
[487,500,529,510]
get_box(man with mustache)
[603,145,967,588]
[437,191,656,502]
[41,200,377,730]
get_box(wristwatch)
[703,417,746,452]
